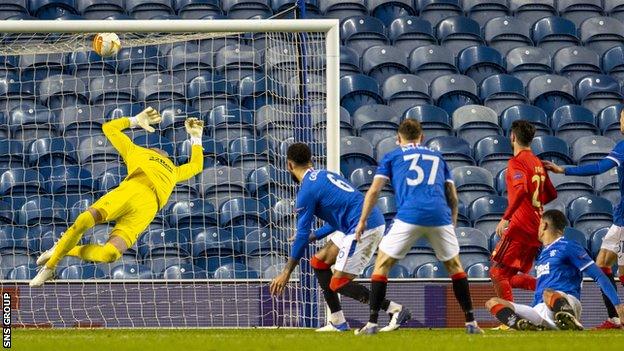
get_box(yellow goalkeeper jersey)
[101,117,203,209]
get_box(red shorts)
[491,234,540,274]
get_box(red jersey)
[503,150,557,246]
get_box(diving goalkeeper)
[30,107,204,286]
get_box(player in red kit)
[491,120,557,306]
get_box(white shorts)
[601,225,624,265]
[511,292,582,330]
[378,219,459,261]
[330,225,385,275]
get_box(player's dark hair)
[510,120,536,146]
[398,119,423,141]
[287,143,312,166]
[542,209,568,233]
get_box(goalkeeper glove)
[185,117,204,145]
[130,107,162,133]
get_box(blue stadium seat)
[603,46,624,86]
[319,0,366,21]
[96,165,126,192]
[340,46,361,77]
[161,263,209,279]
[29,0,78,19]
[28,137,77,171]
[126,0,174,19]
[247,165,295,208]
[238,75,276,111]
[554,46,602,86]
[416,0,462,26]
[17,197,66,226]
[505,46,553,86]
[272,0,319,14]
[408,45,459,84]
[138,227,191,259]
[156,102,196,143]
[414,261,448,278]
[403,105,452,138]
[0,169,43,198]
[470,195,507,236]
[436,16,484,56]
[19,53,64,82]
[431,74,479,115]
[551,105,600,145]
[528,74,576,117]
[69,199,94,223]
[598,104,623,142]
[192,226,240,258]
[227,137,269,169]
[350,165,393,195]
[457,46,505,86]
[243,227,282,256]
[571,135,615,167]
[426,136,474,168]
[510,0,556,27]
[0,140,24,169]
[116,45,163,74]
[484,16,532,56]
[213,263,259,279]
[451,105,501,147]
[531,136,573,164]
[174,0,220,19]
[44,165,95,197]
[341,136,377,178]
[474,136,513,177]
[206,105,254,142]
[557,0,604,28]
[353,104,401,147]
[135,73,185,104]
[89,75,136,105]
[501,105,551,137]
[5,264,37,280]
[375,136,399,162]
[163,42,213,83]
[564,227,589,249]
[480,74,528,116]
[532,16,580,57]
[166,200,217,229]
[0,253,35,278]
[272,199,296,232]
[198,167,248,207]
[456,226,490,261]
[580,16,624,57]
[110,263,153,279]
[55,105,106,146]
[594,168,620,206]
[0,202,13,225]
[367,0,415,26]
[221,0,272,19]
[8,104,57,142]
[464,0,509,27]
[341,16,389,57]
[377,195,397,229]
[187,74,236,112]
[606,0,624,21]
[255,104,298,141]
[339,74,384,115]
[28,224,66,254]
[466,262,490,278]
[362,45,410,85]
[452,166,496,205]
[215,44,261,81]
[589,228,613,262]
[577,75,624,116]
[77,0,125,19]
[59,264,107,279]
[0,0,28,19]
[398,251,437,273]
[66,50,117,78]
[220,197,268,229]
[363,263,410,278]
[388,17,436,54]
[568,195,613,236]
[382,74,431,114]
[0,226,27,254]
[549,172,595,207]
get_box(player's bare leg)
[543,289,583,331]
[443,256,483,334]
[30,208,101,287]
[595,249,621,329]
[485,298,543,331]
[355,250,396,335]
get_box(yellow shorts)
[91,178,159,248]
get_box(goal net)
[0,19,340,328]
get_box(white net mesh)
[0,23,330,328]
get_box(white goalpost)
[0,19,340,328]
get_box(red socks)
[510,273,537,291]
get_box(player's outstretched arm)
[355,176,386,241]
[102,107,162,158]
[544,158,618,177]
[584,263,622,310]
[176,118,205,182]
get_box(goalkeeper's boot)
[354,322,379,335]
[380,307,412,332]
[516,319,545,331]
[29,267,55,287]
[465,322,484,334]
[36,243,57,266]
[316,321,350,332]
[555,311,583,331]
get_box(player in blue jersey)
[486,209,624,330]
[543,108,624,329]
[355,119,483,335]
[269,143,410,332]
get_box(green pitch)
[12,328,624,351]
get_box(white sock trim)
[330,311,346,325]
[190,136,202,146]
[129,116,139,127]
[385,301,402,314]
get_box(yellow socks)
[66,243,121,263]
[45,211,96,269]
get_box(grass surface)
[11,328,624,351]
